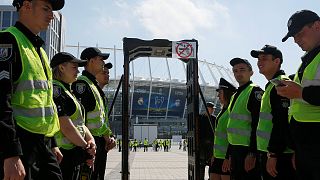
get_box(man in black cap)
[251,45,295,179]
[227,58,263,180]
[0,0,64,179]
[198,101,216,179]
[277,10,320,180]
[72,47,114,180]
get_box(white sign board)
[172,41,197,59]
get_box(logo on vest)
[0,44,12,62]
[254,91,263,101]
[76,83,86,94]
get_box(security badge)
[76,83,86,94]
[53,86,61,98]
[254,91,263,101]
[0,44,13,61]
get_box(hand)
[222,159,230,172]
[3,156,26,180]
[104,136,116,153]
[51,147,63,164]
[292,153,296,170]
[275,80,302,99]
[266,157,278,177]
[86,139,96,156]
[86,156,95,167]
[244,154,256,172]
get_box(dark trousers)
[258,152,296,180]
[230,145,261,180]
[291,120,320,180]
[60,147,89,180]
[144,146,148,152]
[1,126,62,180]
[91,136,107,180]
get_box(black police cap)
[80,47,110,60]
[282,10,320,42]
[251,45,283,63]
[104,62,113,69]
[13,0,65,11]
[230,57,252,69]
[216,78,236,92]
[50,52,86,68]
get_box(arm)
[59,116,87,147]
[268,87,290,154]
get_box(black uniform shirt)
[71,70,98,113]
[266,70,291,154]
[229,81,263,153]
[53,80,77,117]
[0,22,50,158]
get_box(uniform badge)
[53,86,61,98]
[0,44,13,61]
[76,83,86,94]
[282,101,289,108]
[254,91,263,101]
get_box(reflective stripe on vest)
[214,109,229,159]
[78,75,108,136]
[227,84,256,146]
[53,80,86,150]
[257,75,293,153]
[3,27,59,137]
[290,52,320,122]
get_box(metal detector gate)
[122,38,199,180]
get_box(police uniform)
[71,47,112,180]
[50,52,92,180]
[210,78,236,176]
[198,102,216,179]
[0,12,63,180]
[251,46,296,180]
[227,58,263,180]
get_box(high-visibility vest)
[3,27,59,137]
[214,109,229,159]
[144,139,148,146]
[78,75,108,136]
[290,52,320,122]
[53,80,86,150]
[257,75,293,153]
[227,84,256,146]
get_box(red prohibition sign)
[175,42,193,59]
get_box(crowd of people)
[0,0,320,180]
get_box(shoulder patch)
[76,83,86,94]
[0,44,12,62]
[254,91,263,101]
[53,86,61,98]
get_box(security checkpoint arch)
[122,38,201,180]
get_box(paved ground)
[105,145,209,180]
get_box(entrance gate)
[122,38,200,180]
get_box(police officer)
[210,78,236,180]
[144,138,149,152]
[50,52,96,180]
[251,45,295,179]
[278,10,320,180]
[199,102,216,179]
[72,47,114,180]
[0,0,64,179]
[227,58,263,180]
[96,62,113,89]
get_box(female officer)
[210,78,236,180]
[50,52,96,180]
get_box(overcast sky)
[1,0,319,87]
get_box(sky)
[1,0,319,87]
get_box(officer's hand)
[222,159,230,172]
[3,156,26,180]
[105,136,116,152]
[266,157,278,177]
[86,156,95,167]
[52,147,63,164]
[86,139,96,156]
[275,80,302,99]
[244,154,256,172]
